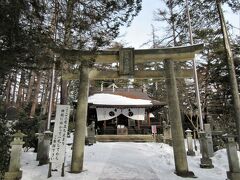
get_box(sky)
[116,0,240,49]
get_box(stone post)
[199,131,214,168]
[164,60,194,177]
[224,135,240,180]
[5,131,26,180]
[35,133,44,161]
[71,61,90,173]
[35,120,47,161]
[86,121,96,145]
[204,124,214,157]
[156,134,164,143]
[185,129,195,156]
[163,124,172,145]
[38,131,52,165]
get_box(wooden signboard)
[50,105,70,172]
[119,48,134,76]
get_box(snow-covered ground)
[20,135,240,180]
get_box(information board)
[50,105,70,166]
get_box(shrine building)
[87,87,166,135]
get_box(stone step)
[96,135,154,142]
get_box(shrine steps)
[96,135,154,142]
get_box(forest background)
[0,0,240,179]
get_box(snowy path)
[21,141,234,180]
[98,143,161,180]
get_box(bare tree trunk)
[60,77,68,104]
[203,50,211,123]
[26,71,35,104]
[42,91,50,116]
[216,0,240,146]
[185,0,204,130]
[40,73,47,105]
[11,70,18,105]
[0,75,5,105]
[5,74,12,109]
[55,77,60,105]
[51,71,58,112]
[16,70,25,108]
[40,71,50,116]
[60,0,75,105]
[169,0,177,46]
[30,71,42,117]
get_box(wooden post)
[186,0,204,130]
[148,112,151,126]
[137,120,140,132]
[61,163,65,177]
[164,60,194,177]
[71,61,90,173]
[47,162,52,178]
[216,0,240,146]
[104,120,106,130]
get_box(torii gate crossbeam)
[55,44,203,64]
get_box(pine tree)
[153,0,240,133]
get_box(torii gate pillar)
[164,60,194,177]
[71,61,90,173]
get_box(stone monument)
[199,131,214,168]
[185,129,195,156]
[38,131,52,165]
[204,124,214,157]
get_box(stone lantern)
[5,130,26,180]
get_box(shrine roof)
[88,88,166,108]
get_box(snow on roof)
[88,93,152,106]
[149,113,155,118]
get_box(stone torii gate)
[55,44,203,177]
